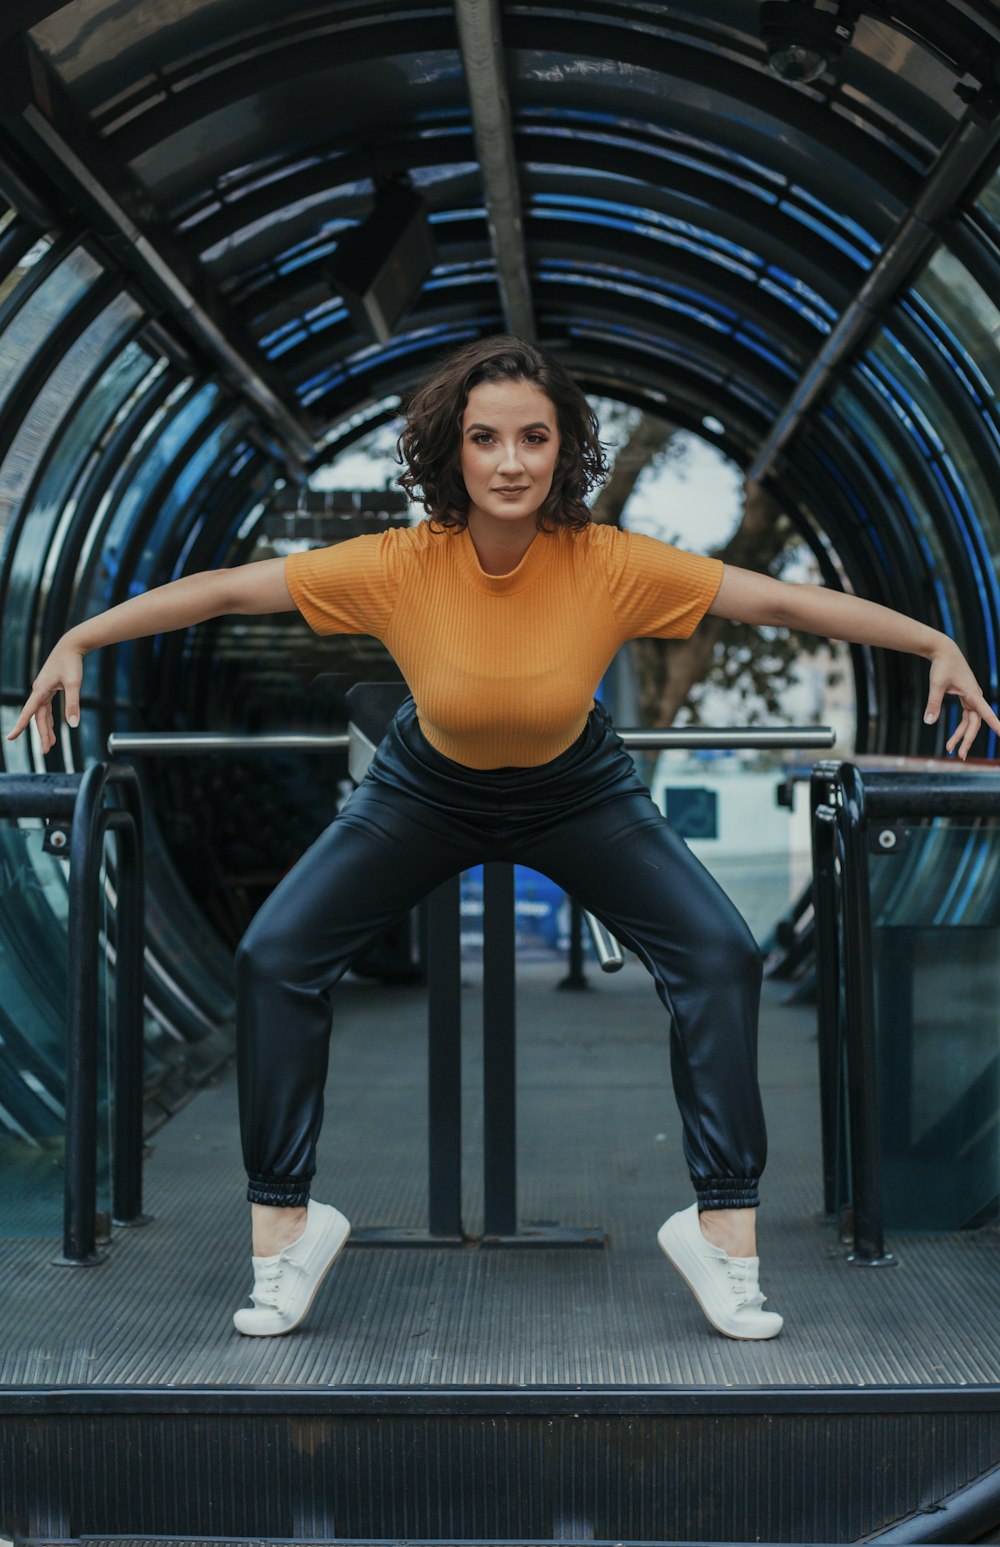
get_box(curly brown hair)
[395,334,611,532]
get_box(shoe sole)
[658,1220,782,1341]
[235,1210,352,1337]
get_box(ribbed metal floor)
[4,963,998,1391]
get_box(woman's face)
[459,378,561,530]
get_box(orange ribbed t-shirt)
[284,519,725,770]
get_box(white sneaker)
[233,1200,351,1337]
[657,1202,783,1340]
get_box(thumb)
[924,696,941,725]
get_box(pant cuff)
[694,1177,760,1211]
[247,1176,312,1207]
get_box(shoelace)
[725,1259,766,1311]
[251,1259,285,1309]
[251,1253,307,1310]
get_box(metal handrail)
[0,764,147,1267]
[107,725,836,755]
[586,913,625,972]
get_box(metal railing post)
[558,896,587,989]
[426,872,463,1241]
[58,762,107,1267]
[483,860,517,1239]
[810,780,842,1224]
[110,772,148,1228]
[835,763,895,1267]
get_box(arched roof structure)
[1,1,999,1125]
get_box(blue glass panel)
[869,820,1000,1232]
[791,182,881,255]
[299,322,486,406]
[1,297,146,714]
[535,193,763,267]
[0,245,103,422]
[831,380,959,638]
[777,201,872,267]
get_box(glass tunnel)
[0,1,998,1218]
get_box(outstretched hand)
[6,643,84,754]
[925,640,1000,760]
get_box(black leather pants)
[236,695,767,1211]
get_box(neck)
[465,509,540,560]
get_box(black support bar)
[482,860,517,1239]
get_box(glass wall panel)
[915,247,1000,400]
[1,296,146,708]
[830,379,963,640]
[862,325,1000,676]
[0,232,53,311]
[910,253,1000,581]
[0,245,102,426]
[975,163,1000,244]
[870,819,1000,1232]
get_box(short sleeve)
[603,527,725,641]
[283,530,400,638]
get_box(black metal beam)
[0,33,315,470]
[749,103,1000,481]
[455,0,536,339]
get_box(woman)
[9,335,998,1344]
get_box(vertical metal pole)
[427,872,463,1238]
[811,795,841,1220]
[558,895,587,989]
[837,764,894,1266]
[483,860,517,1237]
[59,781,105,1265]
[112,804,147,1226]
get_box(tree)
[590,408,836,731]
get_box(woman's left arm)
[707,563,1000,761]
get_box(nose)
[497,439,525,475]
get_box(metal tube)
[426,873,463,1240]
[810,789,841,1222]
[107,726,835,755]
[453,0,536,340]
[836,763,894,1268]
[584,911,625,972]
[483,861,517,1238]
[58,764,109,1267]
[110,768,148,1228]
[108,732,351,754]
[620,726,836,751]
[559,896,587,990]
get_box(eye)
[525,433,548,445]
[470,431,493,444]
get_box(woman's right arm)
[7,557,299,751]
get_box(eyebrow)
[464,420,552,433]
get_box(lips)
[494,486,528,493]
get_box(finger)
[978,699,1000,739]
[960,711,981,761]
[6,691,39,739]
[946,714,967,753]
